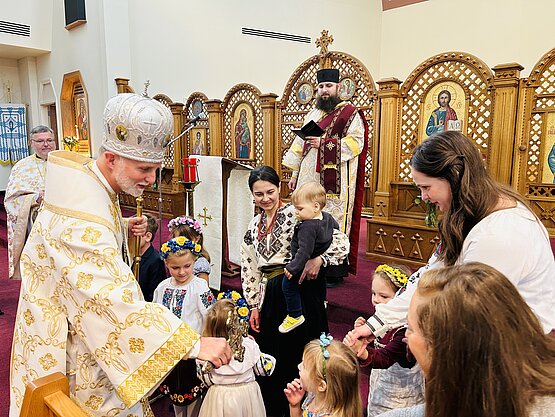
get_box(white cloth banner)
[194,156,253,290]
[227,168,255,264]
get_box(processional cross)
[197,207,213,226]
[315,30,334,55]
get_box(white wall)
[0,58,22,103]
[0,58,23,190]
[7,0,555,159]
[26,0,381,155]
[379,0,555,80]
[35,0,118,156]
[126,0,382,102]
[0,0,52,52]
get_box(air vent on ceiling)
[0,20,31,37]
[242,28,310,44]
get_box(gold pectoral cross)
[197,207,213,226]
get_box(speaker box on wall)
[64,0,86,30]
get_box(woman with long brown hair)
[348,131,554,346]
[379,262,555,417]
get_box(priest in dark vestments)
[283,68,368,282]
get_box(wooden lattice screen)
[278,51,377,210]
[221,84,264,167]
[514,47,555,235]
[398,52,495,182]
[151,94,176,188]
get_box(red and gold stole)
[301,104,358,196]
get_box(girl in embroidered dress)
[284,335,362,417]
[169,215,211,284]
[154,237,216,417]
[196,292,276,417]
[344,264,424,416]
[241,166,350,417]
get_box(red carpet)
[2,202,553,417]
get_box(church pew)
[20,372,87,417]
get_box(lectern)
[192,156,253,289]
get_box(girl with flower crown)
[284,334,362,417]
[343,264,424,416]
[169,215,211,284]
[196,291,276,417]
[154,237,216,417]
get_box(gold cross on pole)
[197,207,213,226]
[143,80,150,97]
[315,30,333,55]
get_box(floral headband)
[160,236,202,260]
[212,290,250,366]
[375,264,409,289]
[168,216,203,234]
[217,290,250,322]
[319,333,333,379]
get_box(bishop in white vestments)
[9,94,230,417]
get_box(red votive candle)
[182,158,197,182]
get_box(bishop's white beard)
[114,160,145,197]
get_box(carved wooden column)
[114,78,133,94]
[170,102,185,192]
[260,93,278,167]
[490,63,523,184]
[512,78,537,193]
[205,99,223,156]
[373,78,402,219]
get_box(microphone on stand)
[185,112,206,126]
[165,112,206,149]
[158,112,206,246]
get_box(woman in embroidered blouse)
[241,165,349,417]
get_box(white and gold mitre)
[102,93,173,163]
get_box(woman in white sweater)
[349,131,554,347]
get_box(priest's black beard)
[316,95,341,112]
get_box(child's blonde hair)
[291,181,326,209]
[202,293,250,362]
[168,216,211,262]
[202,299,234,338]
[373,263,411,293]
[302,337,362,417]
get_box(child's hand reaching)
[284,377,305,407]
[354,316,366,328]
[343,332,369,359]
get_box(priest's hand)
[249,308,261,333]
[288,177,297,192]
[305,136,321,149]
[128,215,147,237]
[300,256,323,283]
[197,337,232,368]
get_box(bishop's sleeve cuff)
[365,314,390,338]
